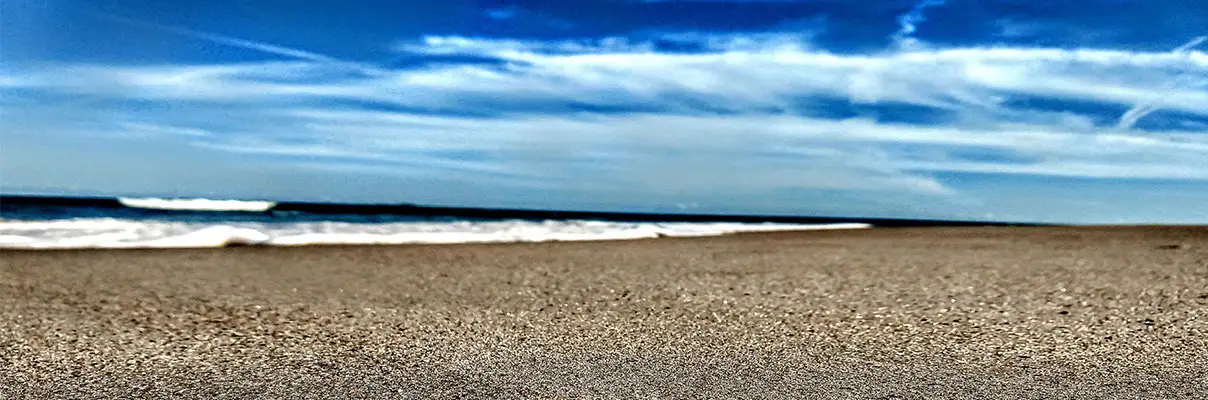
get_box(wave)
[4,194,1027,227]
[117,197,277,212]
[0,218,870,249]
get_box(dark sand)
[2,226,1207,399]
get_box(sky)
[1,0,1207,224]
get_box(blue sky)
[2,0,1207,223]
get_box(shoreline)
[1,223,1204,252]
[3,226,1207,398]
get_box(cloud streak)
[1173,36,1208,53]
[101,14,381,75]
[1116,35,1208,129]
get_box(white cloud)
[891,0,947,49]
[1173,36,1208,53]
[115,122,212,138]
[1116,35,1208,129]
[108,108,1208,186]
[14,35,1207,120]
[393,36,656,57]
[3,30,1208,220]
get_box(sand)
[2,226,1207,399]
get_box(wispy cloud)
[484,7,518,20]
[393,35,656,57]
[101,14,382,75]
[3,27,1208,221]
[1173,36,1208,53]
[115,122,212,138]
[891,0,947,48]
[31,34,1204,119]
[1117,35,1208,129]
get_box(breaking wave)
[117,197,277,212]
[0,218,870,249]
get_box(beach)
[2,226,1207,398]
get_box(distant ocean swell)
[0,197,871,249]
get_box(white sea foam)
[0,218,870,249]
[117,197,277,212]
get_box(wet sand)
[2,226,1207,399]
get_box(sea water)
[0,197,869,249]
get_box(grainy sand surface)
[2,226,1207,399]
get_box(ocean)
[0,196,871,249]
